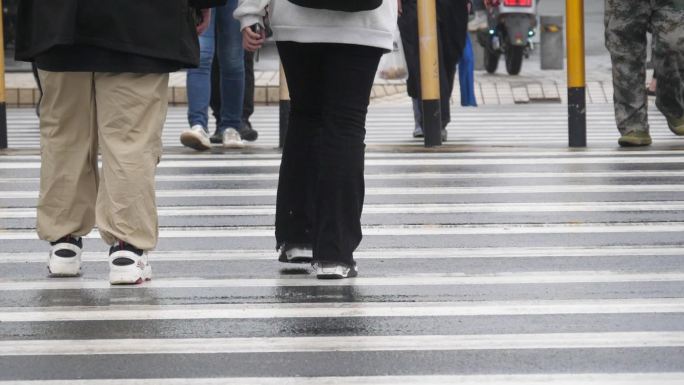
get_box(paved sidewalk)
[4,54,627,107]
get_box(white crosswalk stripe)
[1,105,683,382]
[1,373,684,385]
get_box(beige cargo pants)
[36,71,169,251]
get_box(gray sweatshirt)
[234,0,398,51]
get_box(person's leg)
[242,50,255,127]
[182,11,216,150]
[605,0,652,145]
[95,72,169,252]
[210,35,221,131]
[314,43,383,267]
[399,0,427,138]
[651,0,684,133]
[187,12,216,130]
[36,70,97,276]
[398,0,420,102]
[238,49,258,141]
[412,98,423,137]
[209,40,223,144]
[36,70,98,243]
[468,0,488,31]
[32,63,42,117]
[274,42,324,252]
[216,0,245,133]
[438,0,468,131]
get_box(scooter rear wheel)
[484,49,500,74]
[505,46,524,75]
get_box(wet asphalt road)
[1,104,684,384]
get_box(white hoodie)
[234,0,397,51]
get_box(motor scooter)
[477,0,538,75]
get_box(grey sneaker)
[180,125,211,151]
[313,261,358,279]
[618,130,652,147]
[222,127,245,148]
[278,243,313,264]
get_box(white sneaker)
[468,10,488,32]
[278,243,313,264]
[108,241,152,285]
[48,236,82,277]
[180,125,211,151]
[313,261,358,279]
[222,127,245,149]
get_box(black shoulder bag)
[189,0,228,8]
[288,0,382,12]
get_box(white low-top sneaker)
[468,10,488,32]
[278,243,313,264]
[222,127,245,149]
[48,235,83,277]
[108,241,151,285]
[312,261,358,279]
[180,125,211,151]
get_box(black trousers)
[398,0,468,128]
[275,42,383,264]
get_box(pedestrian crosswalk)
[1,104,684,383]
[2,103,677,148]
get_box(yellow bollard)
[0,0,7,150]
[566,0,586,147]
[417,0,442,147]
[278,62,290,149]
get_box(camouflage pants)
[605,0,684,134]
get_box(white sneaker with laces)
[180,125,211,151]
[48,236,82,277]
[222,127,245,149]
[109,242,152,285]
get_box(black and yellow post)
[417,0,442,147]
[278,62,290,149]
[0,0,7,150]
[566,0,586,147]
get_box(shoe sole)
[223,139,245,149]
[180,132,211,151]
[109,266,152,285]
[314,265,358,279]
[48,257,81,277]
[316,270,358,279]
[278,254,313,264]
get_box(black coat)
[398,0,468,126]
[15,0,205,68]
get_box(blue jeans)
[187,1,245,132]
